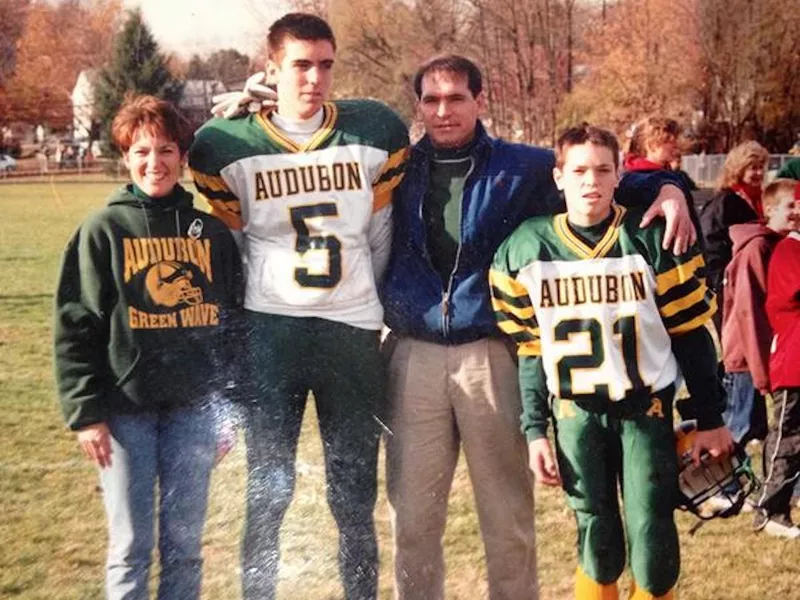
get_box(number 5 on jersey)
[290,203,342,288]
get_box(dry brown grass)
[1,182,798,600]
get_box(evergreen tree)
[94,8,183,154]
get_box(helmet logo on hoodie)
[145,261,204,308]
[188,218,203,240]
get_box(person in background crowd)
[721,180,799,446]
[623,116,701,231]
[699,141,769,329]
[777,156,800,180]
[53,94,243,600]
[758,180,800,538]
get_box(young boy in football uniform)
[489,124,733,599]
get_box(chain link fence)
[681,154,796,188]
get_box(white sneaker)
[700,493,735,517]
[762,517,800,539]
[740,498,756,514]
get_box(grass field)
[0,180,797,599]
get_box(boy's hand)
[528,438,561,486]
[77,422,112,469]
[640,183,696,254]
[692,426,735,466]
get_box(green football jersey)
[489,205,716,402]
[189,99,408,329]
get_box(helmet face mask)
[675,420,760,520]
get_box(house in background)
[180,79,227,130]
[71,70,226,149]
[72,69,98,143]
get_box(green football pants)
[552,387,680,597]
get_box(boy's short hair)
[628,116,680,157]
[763,178,800,214]
[555,124,620,170]
[111,94,193,154]
[718,141,769,191]
[267,13,336,61]
[412,54,483,99]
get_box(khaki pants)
[386,336,538,600]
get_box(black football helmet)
[674,420,760,520]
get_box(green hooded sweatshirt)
[54,184,243,430]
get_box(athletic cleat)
[754,513,800,539]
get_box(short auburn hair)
[267,13,336,61]
[111,94,193,154]
[555,123,620,170]
[763,178,800,214]
[628,116,680,157]
[412,54,483,99]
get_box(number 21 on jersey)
[554,314,646,400]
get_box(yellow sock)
[629,581,674,600]
[575,566,619,600]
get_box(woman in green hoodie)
[54,95,242,600]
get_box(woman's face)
[123,127,183,198]
[741,160,766,187]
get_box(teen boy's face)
[268,37,334,121]
[554,143,619,227]
[767,193,800,234]
[123,128,183,198]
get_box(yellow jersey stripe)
[553,206,624,259]
[666,297,717,335]
[255,103,339,154]
[205,197,243,230]
[656,254,705,294]
[497,319,539,337]
[554,215,589,258]
[372,172,405,212]
[593,205,625,259]
[489,270,530,299]
[255,111,300,152]
[303,103,338,152]
[191,169,231,194]
[518,340,542,356]
[491,297,535,321]
[659,284,709,318]
[375,146,409,182]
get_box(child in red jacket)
[757,179,800,538]
[721,180,800,444]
